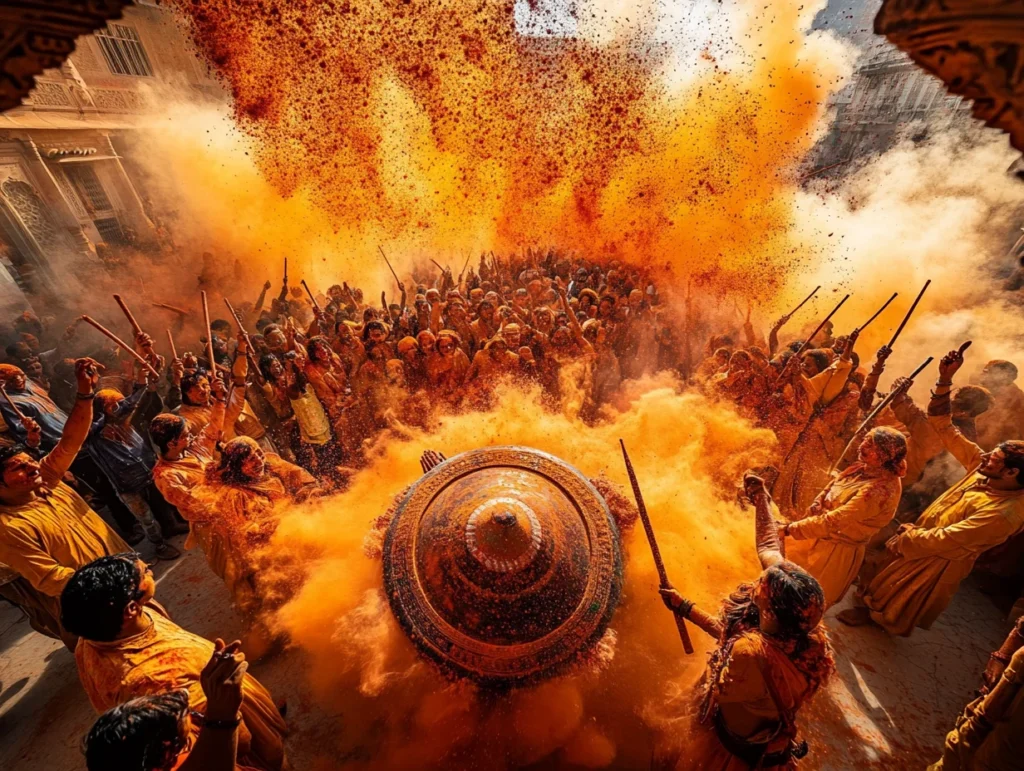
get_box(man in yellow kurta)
[62,554,288,771]
[192,437,322,657]
[783,426,906,607]
[930,617,1024,770]
[151,379,246,581]
[0,359,127,646]
[840,346,1024,634]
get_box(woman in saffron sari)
[660,473,835,770]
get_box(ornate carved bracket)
[0,1,130,113]
[876,0,1024,152]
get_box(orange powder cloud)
[266,380,777,768]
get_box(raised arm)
[557,284,591,351]
[183,640,246,771]
[860,345,892,411]
[429,301,442,335]
[927,344,983,471]
[253,280,271,317]
[768,313,790,357]
[39,358,100,486]
[744,472,785,567]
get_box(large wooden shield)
[383,446,623,687]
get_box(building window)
[63,165,113,213]
[94,217,128,245]
[96,24,153,77]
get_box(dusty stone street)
[0,535,1010,771]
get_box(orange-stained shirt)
[77,608,287,771]
[0,435,128,596]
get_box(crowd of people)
[0,247,1022,770]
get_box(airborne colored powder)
[168,0,851,296]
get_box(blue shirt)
[0,382,67,451]
[86,384,156,493]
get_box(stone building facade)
[811,44,975,172]
[0,0,220,315]
[808,0,982,175]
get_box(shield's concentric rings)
[382,446,623,687]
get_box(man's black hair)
[998,440,1024,486]
[84,690,189,771]
[179,370,209,406]
[259,353,281,382]
[148,414,187,455]
[61,554,143,642]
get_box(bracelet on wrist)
[990,651,1012,664]
[934,380,953,388]
[195,710,242,730]
[76,391,96,400]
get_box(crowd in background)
[0,247,1022,770]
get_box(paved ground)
[0,535,1011,771]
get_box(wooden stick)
[223,297,248,334]
[429,258,447,274]
[166,329,177,361]
[786,286,820,319]
[300,279,321,311]
[201,291,216,374]
[0,384,26,421]
[113,294,143,337]
[784,294,850,373]
[829,356,935,475]
[80,315,160,378]
[378,245,401,284]
[224,298,261,372]
[620,439,694,655]
[857,292,898,333]
[458,251,472,281]
[284,256,288,284]
[888,280,931,348]
[152,301,190,316]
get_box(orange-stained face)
[1,452,42,491]
[239,443,266,479]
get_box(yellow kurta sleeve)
[927,413,983,472]
[265,453,315,494]
[155,468,212,524]
[0,519,75,595]
[39,396,94,487]
[788,487,879,541]
[801,358,853,407]
[899,508,1024,561]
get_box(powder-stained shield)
[383,446,623,686]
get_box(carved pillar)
[876,0,1024,153]
[100,133,158,246]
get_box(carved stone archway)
[0,0,129,113]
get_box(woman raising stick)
[660,473,835,770]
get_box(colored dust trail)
[168,0,850,297]
[265,379,778,768]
